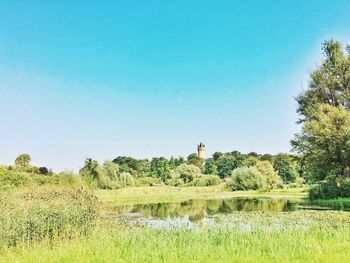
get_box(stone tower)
[197,142,206,159]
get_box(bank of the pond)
[309,198,350,208]
[97,185,308,206]
[1,215,350,263]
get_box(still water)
[112,197,303,221]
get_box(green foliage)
[14,154,31,168]
[292,104,350,181]
[58,171,82,187]
[216,155,241,178]
[119,172,135,187]
[203,158,218,175]
[255,160,283,190]
[272,153,299,183]
[293,40,350,199]
[296,40,350,121]
[150,157,171,181]
[190,175,221,186]
[309,178,350,200]
[229,167,266,191]
[0,186,98,248]
[173,164,203,183]
[186,153,204,168]
[136,177,161,186]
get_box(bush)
[119,172,135,187]
[340,179,350,198]
[255,161,283,190]
[136,177,161,186]
[229,167,266,191]
[0,186,98,248]
[190,175,221,186]
[173,164,202,183]
[0,170,33,190]
[308,180,339,200]
[165,178,184,186]
[59,171,83,187]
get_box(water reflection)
[112,198,301,221]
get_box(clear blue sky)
[1,1,350,171]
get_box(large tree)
[296,40,350,122]
[293,40,350,184]
[292,104,350,181]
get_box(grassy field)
[1,212,350,263]
[97,185,308,206]
[2,185,350,263]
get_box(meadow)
[1,185,350,263]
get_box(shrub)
[229,167,266,191]
[340,178,350,198]
[165,178,184,186]
[0,170,33,190]
[119,172,135,187]
[137,177,161,186]
[59,171,83,187]
[0,186,98,248]
[190,175,221,186]
[308,180,339,200]
[255,161,283,190]
[173,164,202,183]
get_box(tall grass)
[1,221,349,263]
[0,186,98,248]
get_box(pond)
[112,197,306,221]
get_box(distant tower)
[197,142,206,159]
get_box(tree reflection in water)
[113,198,301,221]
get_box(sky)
[1,1,350,171]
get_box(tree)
[173,164,202,183]
[103,160,119,181]
[187,153,203,168]
[150,157,171,181]
[229,167,266,191]
[204,158,218,175]
[296,40,350,122]
[14,154,31,168]
[292,40,350,199]
[80,158,109,188]
[255,160,283,189]
[212,152,223,161]
[292,104,350,181]
[216,155,241,178]
[272,153,299,183]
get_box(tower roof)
[198,142,205,148]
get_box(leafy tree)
[80,158,109,188]
[229,167,266,191]
[212,152,223,161]
[150,157,171,181]
[216,155,241,178]
[272,153,299,183]
[14,154,31,168]
[292,104,350,181]
[169,156,184,169]
[187,153,204,168]
[103,160,119,181]
[173,164,202,183]
[204,158,218,175]
[242,156,260,167]
[255,160,283,189]
[296,40,350,122]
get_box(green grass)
[96,185,307,206]
[1,216,349,263]
[4,185,350,263]
[309,198,350,207]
